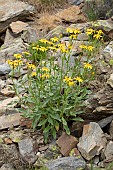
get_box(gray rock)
[0,0,34,33]
[0,164,14,170]
[0,144,23,169]
[0,63,11,75]
[77,122,107,160]
[46,157,86,170]
[18,138,37,164]
[21,27,38,43]
[98,115,113,128]
[0,36,26,61]
[68,0,84,5]
[104,141,113,159]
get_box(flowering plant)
[7,28,104,142]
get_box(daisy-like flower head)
[73,29,81,35]
[41,67,50,72]
[74,77,83,83]
[66,28,74,34]
[27,62,36,70]
[86,28,95,35]
[93,34,102,40]
[31,71,37,77]
[63,76,73,82]
[84,63,93,69]
[87,46,94,51]
[14,53,22,59]
[40,73,50,79]
[50,37,59,43]
[79,45,87,50]
[68,81,74,86]
[38,46,48,52]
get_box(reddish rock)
[56,6,86,23]
[56,132,78,156]
[10,21,28,35]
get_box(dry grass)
[21,0,68,14]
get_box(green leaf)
[55,121,59,131]
[50,114,61,121]
[52,128,56,139]
[38,119,47,126]
[72,117,84,122]
[63,125,70,135]
[62,117,67,126]
[48,117,54,125]
[32,115,41,129]
[43,125,51,133]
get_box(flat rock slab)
[0,0,34,33]
[46,157,86,170]
[0,113,21,130]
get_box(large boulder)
[83,0,113,20]
[0,0,34,34]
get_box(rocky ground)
[1,0,113,170]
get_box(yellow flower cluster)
[32,45,48,52]
[27,62,36,70]
[66,28,81,40]
[86,28,104,40]
[63,76,83,86]
[7,59,23,68]
[79,45,94,51]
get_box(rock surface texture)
[0,0,34,33]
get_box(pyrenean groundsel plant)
[7,27,104,142]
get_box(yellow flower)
[66,28,74,34]
[27,63,36,70]
[40,73,50,79]
[48,46,57,51]
[31,71,37,77]
[32,46,38,50]
[97,30,104,35]
[39,39,49,44]
[93,34,102,40]
[22,51,30,55]
[84,63,92,69]
[69,35,77,39]
[41,67,49,72]
[7,59,23,68]
[74,77,83,83]
[79,45,87,49]
[86,28,95,35]
[14,53,22,59]
[50,37,59,43]
[7,60,13,65]
[68,81,74,86]
[73,29,81,34]
[39,46,47,52]
[63,76,73,82]
[87,46,94,51]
